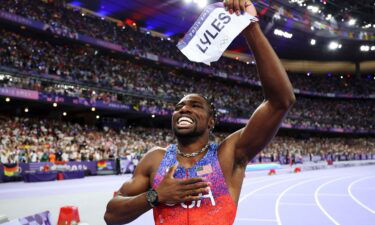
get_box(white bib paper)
[177,2,258,66]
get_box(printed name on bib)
[196,13,231,54]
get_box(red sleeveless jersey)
[152,144,237,225]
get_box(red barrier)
[57,172,64,180]
[57,206,80,225]
[268,169,276,176]
[294,167,301,173]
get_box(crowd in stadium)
[1,0,374,96]
[0,0,374,168]
[261,136,375,163]
[0,116,172,164]
[1,29,374,130]
[0,116,374,165]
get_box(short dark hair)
[191,94,217,121]
[199,95,216,120]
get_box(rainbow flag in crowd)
[4,164,19,177]
[97,160,107,170]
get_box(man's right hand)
[155,164,210,205]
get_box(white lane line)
[275,176,333,225]
[319,193,349,197]
[236,218,277,223]
[348,176,375,214]
[255,193,351,198]
[314,176,356,225]
[242,173,296,188]
[242,178,279,187]
[279,202,316,206]
[350,187,375,191]
[239,177,302,204]
[244,173,298,184]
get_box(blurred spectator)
[0,115,373,164]
[0,0,374,96]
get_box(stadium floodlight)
[326,14,332,21]
[5,97,10,102]
[24,108,29,113]
[53,102,58,107]
[197,0,208,8]
[96,115,100,119]
[371,46,375,51]
[348,19,356,26]
[91,107,96,112]
[274,29,293,39]
[307,5,319,14]
[360,45,370,52]
[328,41,340,50]
[63,112,67,116]
[362,24,372,29]
[310,39,316,45]
[151,114,156,118]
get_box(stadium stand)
[0,115,374,164]
[0,29,374,130]
[0,0,373,168]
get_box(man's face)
[172,94,213,138]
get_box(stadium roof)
[67,0,375,62]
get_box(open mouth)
[177,116,194,128]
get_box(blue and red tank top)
[152,144,237,225]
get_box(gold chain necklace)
[176,144,210,158]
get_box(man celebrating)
[104,0,295,224]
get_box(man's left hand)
[224,0,258,17]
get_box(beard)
[172,126,206,139]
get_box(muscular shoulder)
[137,146,167,175]
[143,146,167,161]
[118,146,168,196]
[217,129,248,167]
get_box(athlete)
[104,0,295,224]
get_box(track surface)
[0,165,374,225]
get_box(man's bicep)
[118,160,151,197]
[117,148,165,197]
[232,101,289,161]
[118,174,150,197]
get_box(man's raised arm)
[225,0,296,162]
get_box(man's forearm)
[104,193,151,225]
[243,23,295,108]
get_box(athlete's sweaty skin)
[104,1,295,224]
